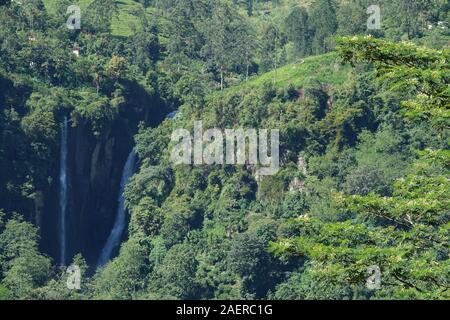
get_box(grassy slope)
[226,52,350,94]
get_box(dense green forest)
[0,0,448,300]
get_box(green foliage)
[1,0,449,301]
[130,19,160,71]
[259,21,285,75]
[272,269,359,300]
[336,0,371,36]
[72,90,119,136]
[337,36,449,128]
[285,6,313,57]
[344,129,409,196]
[125,165,174,208]
[0,283,10,300]
[228,233,278,298]
[0,218,51,299]
[282,191,308,219]
[309,0,338,54]
[201,0,242,89]
[94,235,152,299]
[150,242,198,299]
[160,197,199,247]
[273,37,449,300]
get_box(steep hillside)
[0,0,448,301]
[226,52,350,93]
[97,49,399,298]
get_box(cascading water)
[97,149,137,268]
[59,116,69,265]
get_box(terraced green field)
[43,0,144,36]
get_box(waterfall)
[97,149,137,268]
[59,116,68,265]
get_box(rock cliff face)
[74,118,134,264]
[39,95,167,266]
[40,117,134,265]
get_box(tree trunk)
[246,63,249,82]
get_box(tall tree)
[130,12,160,72]
[285,6,313,57]
[202,0,241,90]
[336,0,370,36]
[310,0,338,54]
[234,19,257,81]
[167,0,205,69]
[259,21,284,77]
